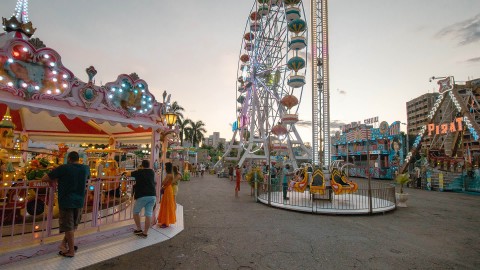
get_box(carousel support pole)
[108,137,116,160]
[20,133,28,167]
[153,129,163,199]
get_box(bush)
[245,167,264,188]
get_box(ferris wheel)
[220,0,312,169]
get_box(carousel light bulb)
[108,94,113,99]
[141,89,145,93]
[111,87,116,92]
[22,47,28,52]
[142,101,146,104]
[55,89,60,93]
[0,76,3,80]
[21,82,27,87]
[8,58,13,63]
[50,62,55,67]
[7,82,13,86]
[119,89,123,93]
[46,90,52,94]
[62,74,68,79]
[52,78,58,82]
[34,85,40,90]
[44,54,50,59]
[148,104,152,108]
[121,83,126,87]
[52,70,57,74]
[62,83,68,88]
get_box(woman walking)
[158,162,176,228]
[235,165,241,197]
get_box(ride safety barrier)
[1,176,137,246]
[256,179,396,215]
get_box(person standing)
[282,164,291,200]
[228,165,234,181]
[131,160,156,238]
[158,162,176,228]
[42,151,89,258]
[172,165,182,204]
[235,165,241,197]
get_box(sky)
[1,0,479,145]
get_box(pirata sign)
[428,117,463,136]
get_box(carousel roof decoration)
[2,0,35,38]
[0,107,15,129]
[0,0,169,143]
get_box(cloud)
[336,88,347,95]
[330,120,347,129]
[436,13,480,45]
[466,56,480,63]
[296,120,311,127]
[295,119,347,130]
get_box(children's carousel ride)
[0,1,176,229]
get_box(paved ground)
[84,174,480,270]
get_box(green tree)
[170,101,185,120]
[177,118,192,147]
[185,120,207,147]
[217,142,224,152]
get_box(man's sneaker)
[133,229,143,235]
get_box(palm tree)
[217,142,224,152]
[170,101,185,120]
[177,118,192,147]
[185,120,207,147]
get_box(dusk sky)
[1,0,479,144]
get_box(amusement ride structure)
[219,0,330,169]
[400,77,480,177]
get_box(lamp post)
[159,111,178,194]
[401,122,410,173]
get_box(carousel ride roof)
[0,1,170,144]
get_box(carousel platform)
[1,205,184,270]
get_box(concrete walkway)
[84,174,479,270]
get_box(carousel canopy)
[0,1,169,144]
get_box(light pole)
[401,122,410,172]
[160,111,177,192]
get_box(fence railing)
[1,176,137,245]
[256,178,396,214]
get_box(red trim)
[58,115,107,134]
[127,124,151,133]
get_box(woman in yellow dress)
[158,162,176,228]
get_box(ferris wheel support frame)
[311,0,330,168]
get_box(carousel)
[0,1,178,240]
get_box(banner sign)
[427,117,463,136]
[364,116,378,125]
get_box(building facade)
[204,132,226,148]
[406,93,440,136]
[331,121,404,180]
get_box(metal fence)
[256,179,396,214]
[1,176,137,245]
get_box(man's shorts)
[59,208,83,233]
[133,196,156,217]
